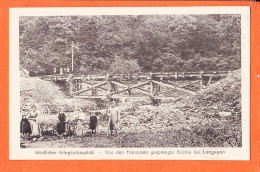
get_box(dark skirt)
[57,122,66,135]
[89,116,97,130]
[20,119,32,134]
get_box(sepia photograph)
[10,7,250,160]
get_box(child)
[20,114,32,140]
[74,119,85,137]
[66,113,74,137]
[89,112,98,134]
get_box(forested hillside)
[19,14,241,76]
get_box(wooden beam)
[160,80,179,87]
[112,95,149,99]
[152,80,196,95]
[153,96,180,100]
[207,77,212,86]
[83,82,107,91]
[74,95,149,99]
[42,71,229,82]
[157,89,173,95]
[74,95,180,100]
[179,80,201,88]
[111,80,151,95]
[106,81,150,96]
[158,81,199,95]
[111,80,128,88]
[74,95,107,99]
[70,81,107,95]
[135,87,151,95]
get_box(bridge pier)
[150,73,161,106]
[200,71,213,88]
[67,78,83,95]
[107,74,119,103]
[73,79,82,92]
[91,87,97,96]
[200,75,213,88]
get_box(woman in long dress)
[20,114,32,139]
[29,105,40,137]
[74,119,84,136]
[74,107,86,136]
[57,108,66,135]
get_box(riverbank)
[20,77,99,113]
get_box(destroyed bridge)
[40,67,229,105]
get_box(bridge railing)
[54,66,71,75]
[51,66,229,81]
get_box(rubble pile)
[20,77,98,113]
[86,103,187,134]
[183,69,241,118]
[99,105,188,133]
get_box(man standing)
[107,101,120,136]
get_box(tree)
[109,55,141,74]
[19,14,241,76]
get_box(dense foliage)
[19,15,241,76]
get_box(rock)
[218,112,232,118]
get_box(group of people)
[20,101,121,140]
[20,105,41,139]
[56,106,97,137]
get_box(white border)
[9,7,250,160]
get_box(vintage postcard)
[9,7,250,160]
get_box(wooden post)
[107,74,110,95]
[156,78,162,105]
[54,67,57,75]
[78,79,82,91]
[91,81,97,96]
[75,80,78,91]
[92,87,97,96]
[73,80,76,92]
[60,67,63,75]
[66,74,73,95]
[207,77,212,86]
[152,79,161,106]
[200,71,204,88]
[71,41,74,72]
[111,81,119,102]
[128,88,131,95]
[149,72,155,106]
[107,74,117,101]
[69,81,73,94]
[54,67,57,81]
[67,66,70,75]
